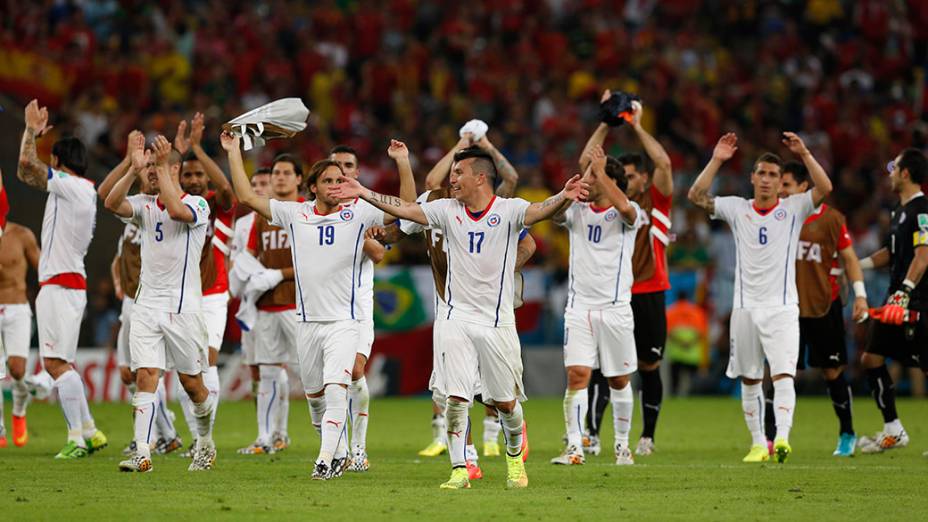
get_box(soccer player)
[16,99,108,458]
[238,155,303,455]
[329,146,588,490]
[104,134,218,473]
[777,160,868,456]
[174,113,235,449]
[854,149,928,454]
[223,132,386,480]
[687,132,832,463]
[98,130,183,457]
[551,145,645,466]
[578,92,673,456]
[0,208,41,448]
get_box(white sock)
[54,370,88,447]
[446,400,468,468]
[203,366,221,429]
[275,367,290,437]
[178,385,198,441]
[132,392,156,459]
[482,413,501,445]
[319,385,347,463]
[154,378,177,440]
[257,366,279,445]
[128,382,138,395]
[773,378,796,442]
[192,393,216,450]
[741,382,767,446]
[349,376,369,450]
[466,444,479,464]
[884,419,904,436]
[0,396,5,437]
[78,379,96,439]
[498,402,525,456]
[564,388,588,448]
[610,384,633,448]
[12,378,31,417]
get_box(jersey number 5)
[468,231,485,253]
[155,222,164,242]
[317,225,335,245]
[759,226,767,245]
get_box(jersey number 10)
[587,225,602,243]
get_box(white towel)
[459,119,489,142]
[223,98,310,150]
[234,269,284,332]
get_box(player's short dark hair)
[329,145,358,162]
[51,137,87,177]
[781,160,810,186]
[304,159,344,192]
[617,153,652,176]
[453,146,497,182]
[605,156,629,192]
[753,152,782,174]
[253,167,272,177]
[898,148,928,184]
[272,153,303,177]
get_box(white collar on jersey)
[903,191,925,205]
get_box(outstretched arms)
[221,131,272,220]
[688,133,738,215]
[523,175,589,227]
[579,90,614,173]
[17,100,53,191]
[387,140,417,203]
[425,136,471,190]
[475,137,519,198]
[630,104,673,196]
[177,113,236,209]
[329,176,429,225]
[105,134,148,218]
[99,130,143,200]
[782,132,833,206]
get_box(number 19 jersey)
[712,191,815,309]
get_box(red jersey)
[796,205,852,317]
[200,190,235,296]
[631,185,672,294]
[0,187,8,235]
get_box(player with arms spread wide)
[104,135,219,472]
[329,147,588,489]
[688,132,832,463]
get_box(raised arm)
[630,104,673,196]
[105,134,147,218]
[475,137,519,198]
[111,255,124,300]
[99,130,143,200]
[524,175,589,227]
[425,136,471,190]
[688,133,738,215]
[590,145,637,224]
[17,99,53,191]
[329,176,428,225]
[578,90,614,172]
[151,136,194,223]
[220,131,271,220]
[782,132,832,206]
[387,140,417,202]
[180,113,236,210]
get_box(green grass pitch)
[2,396,927,520]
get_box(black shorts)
[797,298,847,370]
[865,305,928,371]
[631,291,667,364]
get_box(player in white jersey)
[688,132,832,463]
[104,134,218,472]
[16,99,108,459]
[551,145,645,466]
[223,132,387,480]
[330,146,588,490]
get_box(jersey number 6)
[759,226,767,245]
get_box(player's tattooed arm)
[330,176,429,225]
[17,100,53,191]
[366,223,406,246]
[689,133,738,215]
[782,132,832,206]
[105,133,147,218]
[387,140,417,203]
[221,131,272,220]
[630,103,673,196]
[579,90,613,172]
[425,135,471,190]
[515,232,536,269]
[183,113,236,210]
[99,130,143,200]
[475,137,519,198]
[524,175,589,226]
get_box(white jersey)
[231,211,256,261]
[420,196,530,327]
[344,199,376,321]
[39,168,97,282]
[712,191,815,309]
[269,198,384,322]
[129,193,211,313]
[561,201,645,309]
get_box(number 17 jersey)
[712,191,815,309]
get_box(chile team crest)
[774,208,787,221]
[340,208,354,221]
[487,213,501,227]
[604,209,618,222]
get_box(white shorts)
[727,305,800,380]
[241,330,256,366]
[202,291,229,350]
[116,297,134,368]
[297,320,359,394]
[563,306,638,377]
[37,285,86,363]
[253,310,297,365]
[0,303,33,360]
[356,319,374,359]
[442,320,525,404]
[129,304,209,375]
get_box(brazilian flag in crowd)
[373,269,427,331]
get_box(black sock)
[826,373,855,436]
[764,397,776,442]
[638,368,662,440]
[866,365,898,423]
[585,370,609,437]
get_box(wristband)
[852,281,867,299]
[903,279,915,293]
[859,257,874,270]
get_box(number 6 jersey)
[712,191,815,309]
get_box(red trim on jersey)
[204,192,234,296]
[465,196,496,221]
[752,200,780,215]
[313,203,343,216]
[40,273,87,290]
[155,193,190,211]
[589,203,611,213]
[258,304,297,312]
[247,216,258,252]
[632,185,672,294]
[0,187,8,232]
[803,204,827,225]
[837,222,852,250]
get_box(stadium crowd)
[2,0,927,393]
